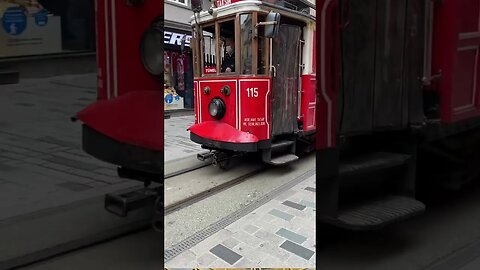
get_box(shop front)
[164,27,194,112]
[0,0,95,58]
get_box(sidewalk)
[165,174,316,268]
[0,73,138,221]
[165,114,203,163]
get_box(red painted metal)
[300,74,317,132]
[77,0,163,152]
[189,121,259,143]
[96,0,162,100]
[316,0,339,150]
[77,91,163,151]
[433,0,480,123]
[194,76,271,141]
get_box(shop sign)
[164,31,192,47]
[2,7,27,36]
[34,9,48,27]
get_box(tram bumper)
[74,91,163,179]
[189,121,259,152]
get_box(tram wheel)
[218,159,231,170]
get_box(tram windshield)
[194,12,270,77]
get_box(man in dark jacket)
[221,38,235,73]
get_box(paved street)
[0,74,143,268]
[165,173,316,267]
[164,115,202,162]
[0,74,138,221]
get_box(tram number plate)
[246,87,259,98]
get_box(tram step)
[340,152,411,177]
[271,140,295,151]
[104,188,157,217]
[0,70,19,85]
[267,154,299,165]
[322,195,425,230]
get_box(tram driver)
[221,37,235,73]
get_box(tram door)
[271,24,302,137]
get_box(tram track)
[164,165,266,215]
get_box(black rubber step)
[0,70,19,85]
[271,140,295,151]
[105,187,158,217]
[340,152,411,177]
[322,195,425,230]
[267,153,299,165]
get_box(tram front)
[188,0,316,166]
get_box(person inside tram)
[221,37,235,73]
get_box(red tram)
[187,0,317,167]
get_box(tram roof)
[190,0,316,26]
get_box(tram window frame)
[239,13,254,75]
[218,17,237,75]
[256,13,270,76]
[200,23,218,77]
[196,12,273,77]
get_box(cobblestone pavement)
[165,174,316,268]
[164,115,203,162]
[0,74,138,221]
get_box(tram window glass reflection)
[219,20,235,73]
[202,25,217,75]
[257,14,268,75]
[240,14,253,75]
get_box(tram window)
[219,20,235,73]
[240,14,253,75]
[201,25,217,75]
[257,15,268,75]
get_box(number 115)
[246,88,258,98]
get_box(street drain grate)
[164,168,315,262]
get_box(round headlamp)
[209,98,226,120]
[140,19,163,77]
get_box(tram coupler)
[197,151,214,161]
[104,186,160,217]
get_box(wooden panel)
[338,0,376,134]
[404,0,426,125]
[373,0,408,129]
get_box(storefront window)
[0,0,95,58]
[164,49,193,111]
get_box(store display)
[0,0,62,57]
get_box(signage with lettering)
[215,0,241,8]
[164,31,192,47]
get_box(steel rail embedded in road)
[164,164,267,215]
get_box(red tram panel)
[433,0,480,123]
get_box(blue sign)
[165,94,173,104]
[35,10,49,27]
[2,7,27,36]
[175,95,180,101]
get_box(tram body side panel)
[433,0,480,124]
[301,74,317,132]
[95,0,161,100]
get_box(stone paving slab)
[0,74,139,221]
[165,174,316,268]
[164,115,203,162]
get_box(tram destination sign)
[215,0,240,8]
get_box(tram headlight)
[140,19,163,77]
[208,98,226,120]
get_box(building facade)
[164,0,209,111]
